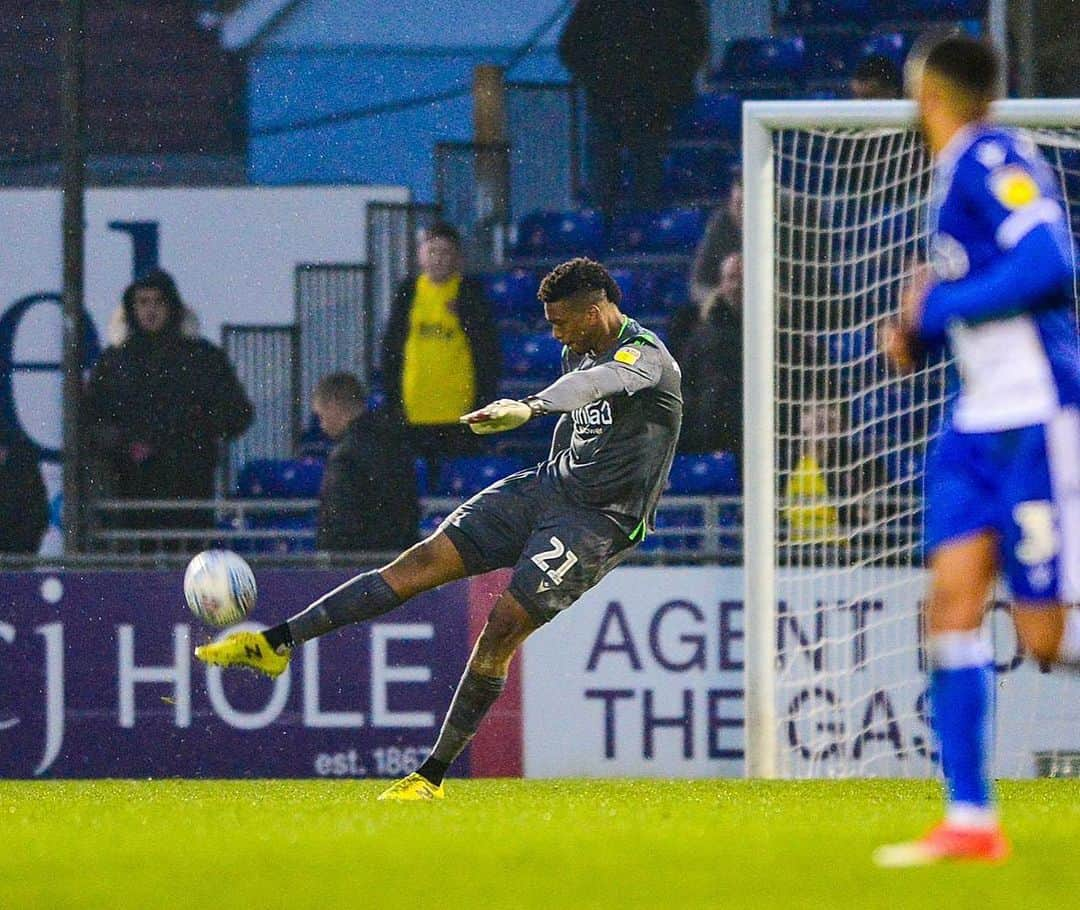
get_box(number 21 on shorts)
[531,536,578,591]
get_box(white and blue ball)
[183,550,257,628]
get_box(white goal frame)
[742,98,1080,779]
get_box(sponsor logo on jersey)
[613,346,642,366]
[572,400,613,430]
[989,165,1040,210]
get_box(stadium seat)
[826,327,875,364]
[662,145,737,201]
[510,210,607,258]
[716,36,807,81]
[500,331,563,380]
[674,92,742,141]
[858,32,911,68]
[607,267,662,316]
[611,207,708,255]
[651,270,690,311]
[666,452,741,495]
[436,456,527,497]
[481,266,540,319]
[781,0,877,24]
[481,269,539,320]
[897,0,986,19]
[236,458,324,498]
[418,510,449,539]
[638,505,707,553]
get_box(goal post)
[743,99,1080,780]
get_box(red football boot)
[874,820,1011,867]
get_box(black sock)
[284,570,402,645]
[262,623,293,652]
[422,670,506,784]
[416,756,450,786]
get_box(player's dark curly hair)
[922,34,999,102]
[537,257,621,308]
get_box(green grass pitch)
[1,779,1077,909]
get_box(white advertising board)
[0,185,408,551]
[522,567,1078,779]
[0,184,408,454]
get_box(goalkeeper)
[876,35,1080,866]
[196,258,683,799]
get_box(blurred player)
[196,258,682,799]
[876,35,1080,866]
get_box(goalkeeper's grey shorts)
[438,466,634,625]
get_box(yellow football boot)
[194,631,290,679]
[377,772,445,801]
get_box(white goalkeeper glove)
[459,398,541,435]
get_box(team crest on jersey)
[613,346,642,366]
[989,165,1040,210]
[930,232,969,281]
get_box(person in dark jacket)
[670,251,742,457]
[312,372,418,552]
[83,270,253,534]
[559,0,710,213]
[0,438,48,553]
[381,222,500,480]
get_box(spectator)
[312,373,418,553]
[689,176,742,312]
[669,251,742,457]
[381,222,499,481]
[783,402,844,545]
[0,437,47,554]
[850,54,903,100]
[83,270,253,536]
[559,0,709,213]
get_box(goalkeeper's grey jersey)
[542,318,682,539]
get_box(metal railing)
[78,492,924,568]
[83,494,745,561]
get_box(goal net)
[743,100,1080,779]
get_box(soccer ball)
[183,550,257,628]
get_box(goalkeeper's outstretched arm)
[461,353,661,435]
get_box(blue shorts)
[925,408,1080,601]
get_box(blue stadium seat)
[651,270,690,311]
[662,145,737,201]
[716,36,807,81]
[607,267,663,316]
[638,505,707,553]
[501,331,563,380]
[884,448,925,488]
[858,32,911,68]
[674,93,742,141]
[236,458,324,498]
[666,452,740,495]
[436,456,527,497]
[782,0,877,24]
[826,327,874,364]
[612,207,708,255]
[481,268,539,320]
[898,0,986,19]
[510,210,607,258]
[851,386,917,442]
[419,511,449,539]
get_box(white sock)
[1057,609,1080,665]
[927,629,993,669]
[946,802,998,830]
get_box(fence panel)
[295,263,371,419]
[506,81,580,220]
[222,324,299,490]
